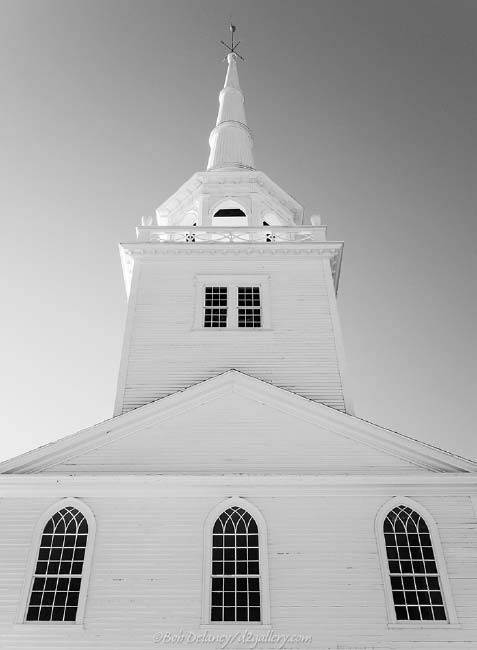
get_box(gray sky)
[1,0,476,463]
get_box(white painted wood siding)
[1,491,477,649]
[115,255,346,415]
[40,392,427,475]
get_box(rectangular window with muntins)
[195,276,270,330]
[204,287,228,328]
[238,287,261,328]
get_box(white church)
[1,49,477,650]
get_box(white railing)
[135,226,327,244]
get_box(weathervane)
[220,23,244,61]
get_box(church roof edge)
[1,371,475,476]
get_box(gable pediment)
[1,371,475,475]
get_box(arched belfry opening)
[211,199,248,226]
[215,207,246,218]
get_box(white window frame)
[201,497,271,628]
[16,497,96,626]
[194,275,271,330]
[375,496,458,628]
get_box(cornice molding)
[122,242,341,251]
[119,242,343,290]
[1,473,477,498]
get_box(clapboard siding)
[1,492,477,649]
[116,256,346,414]
[40,392,425,474]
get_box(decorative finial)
[220,23,244,61]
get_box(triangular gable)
[1,371,475,474]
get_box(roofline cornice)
[1,370,475,476]
[119,242,344,292]
[1,473,477,498]
[120,242,343,257]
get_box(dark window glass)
[237,287,261,328]
[214,208,246,218]
[210,507,261,622]
[26,507,88,622]
[384,505,447,622]
[204,287,227,328]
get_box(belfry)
[1,37,477,650]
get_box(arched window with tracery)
[26,505,90,622]
[210,506,261,622]
[383,504,447,621]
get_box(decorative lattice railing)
[135,226,327,244]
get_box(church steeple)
[114,40,351,418]
[207,52,254,171]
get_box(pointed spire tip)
[207,25,254,171]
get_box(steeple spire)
[207,51,254,171]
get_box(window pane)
[26,607,39,621]
[211,607,222,621]
[212,592,222,606]
[434,606,447,620]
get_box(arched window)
[24,501,94,623]
[203,498,269,625]
[211,507,260,622]
[383,504,448,622]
